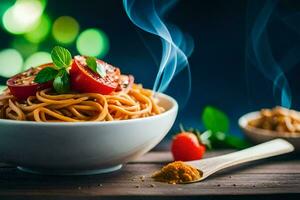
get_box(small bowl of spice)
[239,106,300,151]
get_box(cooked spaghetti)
[0,84,164,122]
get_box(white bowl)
[0,93,178,175]
[239,111,300,151]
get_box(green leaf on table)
[224,134,251,149]
[51,46,72,69]
[215,131,226,141]
[34,67,58,83]
[202,106,230,133]
[207,132,251,149]
[53,69,70,94]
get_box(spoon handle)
[219,139,294,167]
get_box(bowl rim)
[0,92,178,126]
[238,111,300,139]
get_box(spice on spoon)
[152,161,202,184]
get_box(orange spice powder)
[152,161,202,184]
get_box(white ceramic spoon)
[184,139,294,183]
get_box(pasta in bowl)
[0,84,164,122]
[0,46,178,174]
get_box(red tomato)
[115,75,134,93]
[171,132,206,161]
[70,56,120,94]
[6,63,54,100]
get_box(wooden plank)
[0,170,299,196]
[0,151,299,198]
[0,163,11,168]
[0,163,299,196]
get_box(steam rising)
[246,0,292,108]
[123,0,194,93]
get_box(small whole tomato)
[171,132,206,161]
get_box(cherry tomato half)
[70,56,120,94]
[6,63,54,100]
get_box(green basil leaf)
[207,131,251,149]
[224,134,251,149]
[215,131,226,141]
[96,62,107,78]
[51,46,72,69]
[34,67,58,83]
[205,132,229,149]
[202,106,230,133]
[53,69,70,94]
[86,57,97,73]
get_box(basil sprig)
[181,106,251,150]
[34,46,107,94]
[201,106,251,149]
[34,46,72,94]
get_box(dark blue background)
[1,0,300,139]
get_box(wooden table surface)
[0,150,299,200]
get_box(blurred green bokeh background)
[0,0,109,88]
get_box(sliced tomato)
[70,56,120,94]
[115,75,134,93]
[6,63,54,100]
